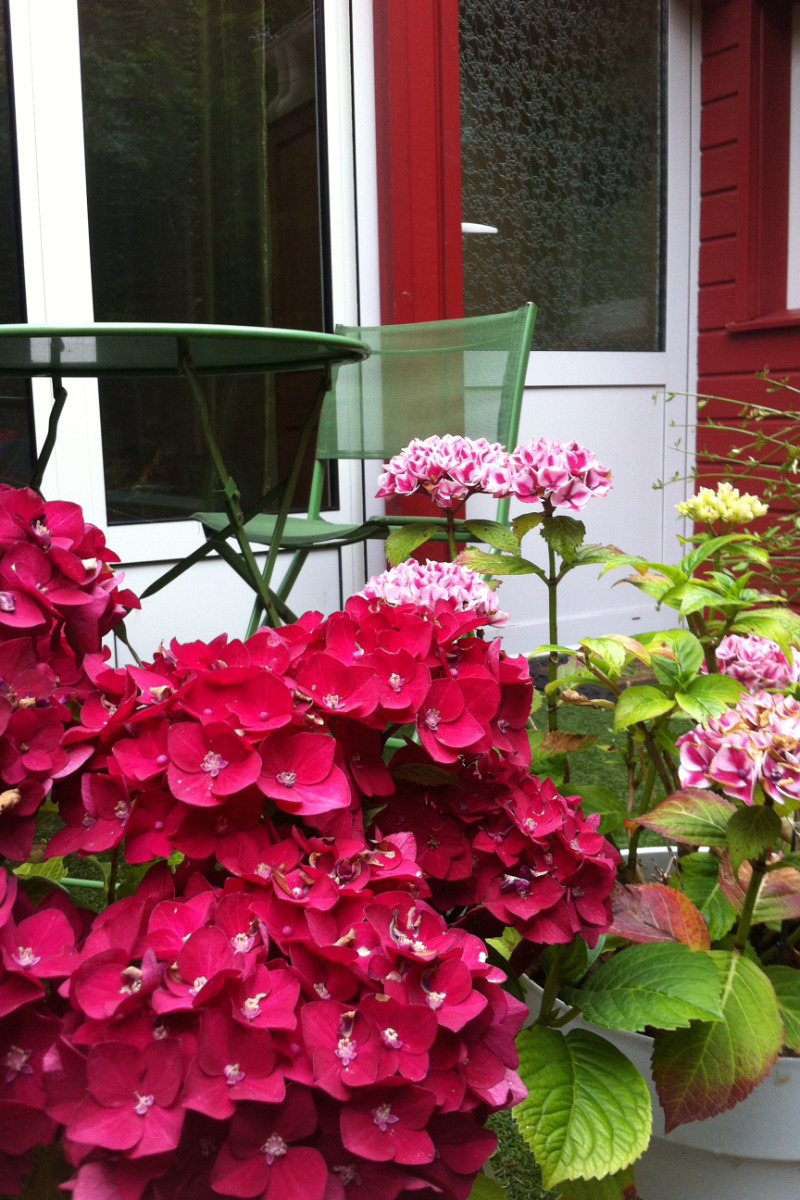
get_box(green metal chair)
[197,303,536,631]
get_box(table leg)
[29,376,67,493]
[181,357,281,627]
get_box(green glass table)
[0,322,369,626]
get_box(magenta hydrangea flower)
[677,691,800,806]
[508,437,612,510]
[359,559,508,627]
[713,633,800,692]
[376,435,513,510]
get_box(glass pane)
[78,0,326,524]
[459,0,665,351]
[0,5,34,486]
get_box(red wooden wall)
[697,0,800,511]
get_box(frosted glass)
[459,0,665,351]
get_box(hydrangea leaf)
[466,1173,508,1199]
[570,543,628,568]
[460,548,542,578]
[613,687,674,732]
[512,511,544,541]
[385,524,442,567]
[574,786,628,836]
[634,790,735,848]
[675,674,743,722]
[462,520,520,555]
[762,965,800,1054]
[540,515,586,563]
[725,804,782,875]
[670,852,737,941]
[514,1026,651,1188]
[557,1164,639,1200]
[718,852,800,920]
[608,883,711,950]
[562,942,721,1031]
[651,950,784,1131]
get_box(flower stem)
[546,547,559,732]
[446,509,458,561]
[733,855,768,953]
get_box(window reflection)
[78,1,327,523]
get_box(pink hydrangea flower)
[508,438,612,510]
[677,691,800,806]
[360,560,508,627]
[713,633,800,692]
[376,435,514,511]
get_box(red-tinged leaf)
[608,883,711,950]
[634,790,734,847]
[718,852,800,922]
[652,951,784,1130]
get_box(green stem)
[446,509,458,561]
[733,854,768,952]
[545,514,560,732]
[535,955,561,1026]
[107,846,120,905]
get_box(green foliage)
[651,952,784,1131]
[725,804,782,875]
[562,943,723,1032]
[514,1027,652,1189]
[670,853,737,941]
[385,523,442,566]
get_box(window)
[77,0,329,523]
[458,0,666,351]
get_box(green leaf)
[460,548,543,578]
[671,853,736,941]
[512,511,544,541]
[486,925,523,962]
[528,729,565,787]
[463,520,521,554]
[729,612,794,660]
[540,515,586,563]
[466,1173,508,1200]
[646,630,703,691]
[580,637,627,678]
[651,950,784,1131]
[13,858,67,883]
[674,673,743,723]
[570,543,627,567]
[385,524,441,567]
[762,965,800,1053]
[556,1165,638,1200]
[514,1026,652,1188]
[680,533,756,576]
[635,790,735,847]
[726,804,782,875]
[562,943,722,1032]
[613,686,675,732]
[575,786,628,836]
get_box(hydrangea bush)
[0,483,619,1199]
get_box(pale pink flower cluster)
[714,634,800,693]
[677,690,800,806]
[376,435,511,510]
[508,438,612,511]
[360,558,509,626]
[376,434,611,513]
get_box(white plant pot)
[523,848,800,1199]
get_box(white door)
[355,0,700,656]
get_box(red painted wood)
[699,192,738,240]
[700,144,737,195]
[698,329,800,376]
[372,0,463,325]
[698,283,737,331]
[700,94,739,148]
[701,45,739,104]
[699,236,737,286]
[702,1,742,57]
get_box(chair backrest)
[316,304,536,463]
